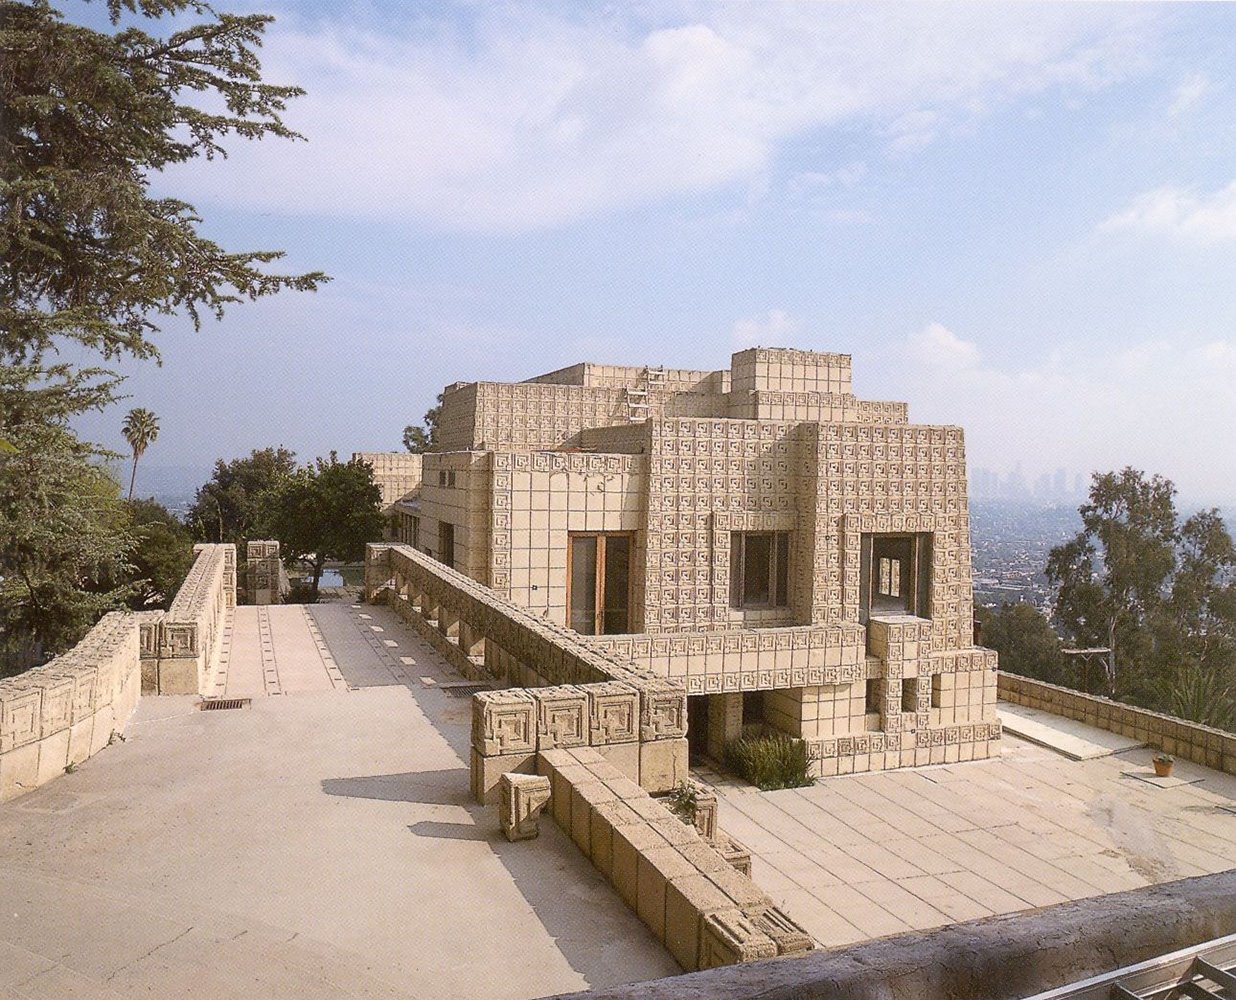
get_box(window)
[569,533,632,635]
[439,522,455,570]
[901,678,920,713]
[411,516,420,550]
[730,531,790,609]
[860,532,932,620]
[931,673,942,709]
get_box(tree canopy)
[1041,468,1236,725]
[261,454,383,600]
[403,393,443,453]
[0,0,325,662]
[186,446,297,547]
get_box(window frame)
[860,532,932,621]
[729,530,791,610]
[566,531,634,636]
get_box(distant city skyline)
[70,2,1236,507]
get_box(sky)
[71,1,1236,506]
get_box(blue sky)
[73,2,1236,504]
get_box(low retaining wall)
[0,612,141,802]
[999,672,1236,774]
[537,747,812,972]
[471,681,689,801]
[140,543,235,695]
[551,870,1236,1000]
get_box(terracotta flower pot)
[1153,758,1174,778]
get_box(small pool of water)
[316,565,364,588]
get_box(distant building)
[381,348,1000,775]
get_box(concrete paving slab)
[0,602,677,1000]
[696,733,1236,950]
[998,704,1144,759]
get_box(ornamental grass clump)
[724,733,815,790]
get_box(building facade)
[381,347,999,776]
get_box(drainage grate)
[442,685,488,699]
[199,698,252,711]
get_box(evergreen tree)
[0,1,325,658]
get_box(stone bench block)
[589,800,642,881]
[470,747,537,805]
[594,741,640,782]
[748,903,814,955]
[612,823,664,911]
[587,681,639,745]
[715,832,753,877]
[637,846,696,942]
[639,736,689,794]
[699,908,778,968]
[570,780,619,856]
[472,689,536,756]
[664,872,732,971]
[499,772,551,842]
[637,680,688,742]
[532,685,588,750]
[707,862,771,912]
[0,685,42,753]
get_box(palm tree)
[121,408,159,500]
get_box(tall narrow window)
[569,533,632,635]
[411,516,420,551]
[439,522,455,570]
[730,531,790,609]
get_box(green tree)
[1,0,325,660]
[121,407,159,500]
[262,454,383,600]
[1047,469,1236,720]
[1046,469,1178,700]
[186,446,297,547]
[0,416,134,675]
[403,393,443,453]
[125,497,194,610]
[976,602,1070,687]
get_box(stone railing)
[364,543,691,799]
[471,680,689,801]
[140,543,236,695]
[999,672,1236,774]
[533,747,812,971]
[0,611,141,802]
[1,543,236,802]
[366,543,656,688]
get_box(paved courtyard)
[0,602,677,1000]
[697,728,1236,948]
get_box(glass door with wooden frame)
[568,533,632,635]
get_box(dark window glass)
[570,535,598,634]
[742,533,772,605]
[602,535,630,635]
[439,522,455,570]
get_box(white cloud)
[1168,72,1209,116]
[158,4,1155,230]
[1100,181,1236,243]
[731,309,801,350]
[907,322,981,370]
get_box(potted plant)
[1153,752,1175,778]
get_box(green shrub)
[724,732,814,790]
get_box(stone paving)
[695,732,1236,949]
[0,601,677,1000]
